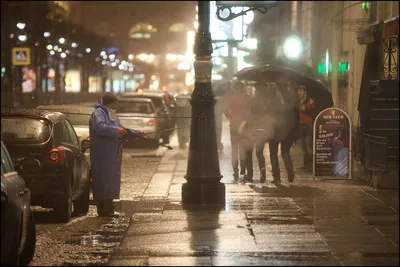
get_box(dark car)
[120,91,175,144]
[1,108,91,222]
[1,140,36,266]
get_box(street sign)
[313,108,352,179]
[12,47,31,66]
[216,1,277,7]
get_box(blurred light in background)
[59,38,65,44]
[71,42,78,48]
[60,52,66,58]
[128,54,134,60]
[44,32,51,38]
[16,23,26,30]
[46,45,53,50]
[18,35,27,42]
[283,35,303,60]
[86,48,91,53]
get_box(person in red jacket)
[297,85,315,170]
[224,82,251,179]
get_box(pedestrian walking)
[89,92,146,217]
[297,84,316,171]
[224,82,251,179]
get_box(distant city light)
[109,54,115,60]
[53,45,59,51]
[102,60,107,65]
[9,34,14,39]
[283,35,303,60]
[111,62,117,67]
[60,52,66,58]
[86,48,91,53]
[58,48,62,52]
[50,50,55,55]
[16,23,26,30]
[71,42,78,48]
[35,42,40,46]
[128,54,134,60]
[59,38,65,44]
[100,51,106,57]
[18,35,27,42]
[46,44,53,50]
[44,32,51,38]
[78,53,83,57]
[118,64,124,70]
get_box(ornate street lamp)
[182,1,278,207]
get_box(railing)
[363,133,388,172]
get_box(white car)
[116,98,161,148]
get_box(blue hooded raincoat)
[89,99,139,201]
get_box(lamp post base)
[182,182,225,208]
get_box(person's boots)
[260,168,266,183]
[244,170,253,182]
[240,167,246,175]
[96,200,105,217]
[282,154,295,183]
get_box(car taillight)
[46,147,65,164]
[147,119,157,126]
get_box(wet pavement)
[29,120,399,266]
[108,120,399,266]
[29,147,164,266]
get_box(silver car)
[116,98,161,148]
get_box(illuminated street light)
[16,23,26,30]
[128,54,134,60]
[60,52,66,58]
[44,32,51,38]
[59,38,66,44]
[18,35,27,42]
[86,48,91,53]
[46,44,53,50]
[71,42,78,48]
[282,35,303,60]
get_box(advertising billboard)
[210,1,243,42]
[21,66,36,93]
[313,108,352,179]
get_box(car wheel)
[73,180,90,215]
[20,211,36,266]
[54,180,72,222]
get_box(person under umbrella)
[297,84,316,171]
[89,92,146,217]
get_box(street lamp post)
[182,1,278,208]
[182,1,224,207]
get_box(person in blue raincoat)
[89,92,146,217]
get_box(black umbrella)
[234,64,334,116]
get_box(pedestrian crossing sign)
[12,47,31,66]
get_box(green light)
[362,2,369,11]
[318,62,325,74]
[338,62,348,72]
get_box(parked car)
[116,98,161,148]
[1,140,36,266]
[1,108,91,222]
[120,90,175,144]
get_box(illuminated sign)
[12,47,31,66]
[216,1,277,7]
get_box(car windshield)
[124,96,163,109]
[1,117,52,145]
[117,101,154,114]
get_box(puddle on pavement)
[66,230,124,246]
